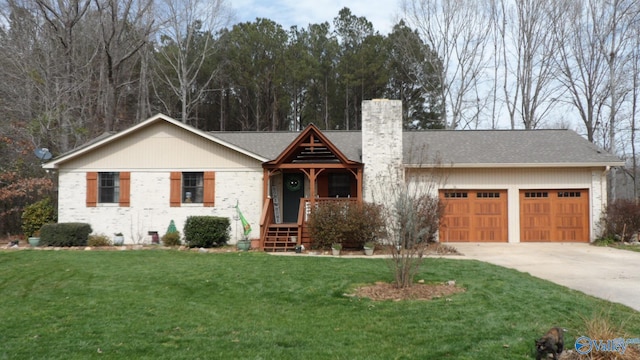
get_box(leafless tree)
[492,0,562,130]
[36,0,94,152]
[400,0,491,129]
[486,0,505,130]
[600,0,639,155]
[152,0,232,124]
[368,142,445,289]
[621,24,640,199]
[552,0,638,149]
[3,0,98,153]
[93,0,155,131]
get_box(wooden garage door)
[439,190,508,242]
[520,189,589,242]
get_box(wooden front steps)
[263,224,299,252]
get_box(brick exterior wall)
[58,169,262,244]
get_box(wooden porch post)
[263,168,269,203]
[309,168,316,207]
[357,167,363,203]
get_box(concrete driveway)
[446,243,640,312]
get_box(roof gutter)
[405,161,626,168]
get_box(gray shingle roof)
[210,131,363,162]
[403,129,623,166]
[211,128,622,167]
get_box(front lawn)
[610,243,640,252]
[0,250,637,359]
[593,239,640,252]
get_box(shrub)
[40,222,92,247]
[576,309,640,360]
[308,201,385,250]
[600,199,640,242]
[183,216,230,248]
[398,193,444,246]
[21,197,57,237]
[162,231,181,246]
[88,234,112,247]
[0,170,54,236]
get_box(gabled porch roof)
[263,124,362,168]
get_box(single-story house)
[43,99,623,249]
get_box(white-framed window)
[99,172,120,203]
[182,172,204,203]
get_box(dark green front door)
[283,173,304,223]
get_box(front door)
[283,173,305,223]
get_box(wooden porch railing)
[303,197,359,220]
[260,197,359,251]
[259,198,274,249]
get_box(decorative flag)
[236,201,252,236]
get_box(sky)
[230,0,400,34]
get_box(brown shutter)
[170,172,182,207]
[203,171,215,207]
[119,172,131,207]
[86,172,98,207]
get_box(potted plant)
[236,236,251,251]
[363,241,375,256]
[113,232,125,246]
[331,243,342,256]
[28,230,41,247]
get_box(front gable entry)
[260,124,364,251]
[266,124,357,167]
[262,123,363,203]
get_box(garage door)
[520,189,589,242]
[439,190,508,242]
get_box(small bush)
[600,199,640,242]
[594,237,616,247]
[308,201,385,250]
[88,234,112,247]
[40,222,92,247]
[398,193,444,246]
[183,216,230,248]
[162,231,181,246]
[21,197,57,237]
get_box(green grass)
[593,239,640,252]
[610,243,640,252]
[0,250,638,359]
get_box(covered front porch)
[257,125,363,251]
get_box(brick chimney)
[361,99,403,203]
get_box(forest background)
[2,0,640,235]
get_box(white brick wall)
[58,169,262,244]
[591,169,607,240]
[361,99,404,203]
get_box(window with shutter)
[170,172,215,207]
[87,172,131,207]
[86,172,98,207]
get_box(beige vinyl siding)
[426,167,607,242]
[437,167,594,188]
[60,122,261,170]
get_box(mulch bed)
[350,281,465,301]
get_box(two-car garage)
[439,190,508,242]
[519,189,590,242]
[439,189,590,243]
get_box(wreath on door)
[286,174,302,192]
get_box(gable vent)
[287,135,340,163]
